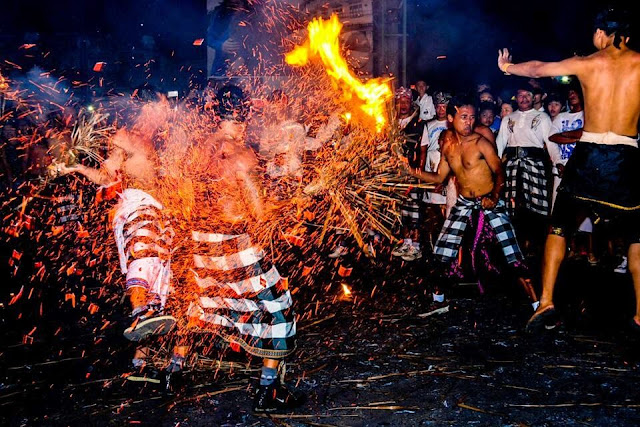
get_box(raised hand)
[497,48,512,73]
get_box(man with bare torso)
[407,96,538,310]
[497,7,640,332]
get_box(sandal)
[525,305,557,334]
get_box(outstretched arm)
[58,163,114,186]
[408,151,451,184]
[497,48,584,78]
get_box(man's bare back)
[577,48,640,136]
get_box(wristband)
[500,62,514,75]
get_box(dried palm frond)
[68,111,114,165]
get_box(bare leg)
[128,287,148,310]
[538,234,566,309]
[525,234,566,330]
[627,243,640,324]
[517,277,538,303]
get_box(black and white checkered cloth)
[400,178,423,227]
[188,231,296,360]
[505,157,549,216]
[434,195,523,264]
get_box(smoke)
[14,66,70,112]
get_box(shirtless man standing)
[497,7,640,332]
[406,96,538,310]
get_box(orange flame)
[341,283,352,296]
[0,72,8,91]
[286,14,391,132]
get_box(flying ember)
[285,14,392,132]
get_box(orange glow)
[286,14,391,132]
[341,283,352,296]
[0,72,8,91]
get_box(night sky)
[1,0,638,94]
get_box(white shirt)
[415,94,435,121]
[421,119,448,204]
[549,110,584,165]
[496,108,559,162]
[421,119,448,150]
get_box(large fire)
[286,14,392,132]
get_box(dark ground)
[2,246,640,427]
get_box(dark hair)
[531,86,545,96]
[544,92,565,108]
[565,81,583,101]
[477,101,496,115]
[594,7,632,49]
[447,95,476,118]
[515,83,536,95]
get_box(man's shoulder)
[439,129,454,145]
[471,131,492,145]
[587,48,640,65]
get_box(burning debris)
[0,5,427,413]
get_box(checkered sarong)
[505,157,549,216]
[188,231,296,359]
[434,196,522,264]
[400,178,423,227]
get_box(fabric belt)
[504,146,547,160]
[579,131,638,148]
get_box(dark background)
[1,0,639,95]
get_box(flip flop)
[123,315,176,342]
[630,318,640,334]
[525,305,557,334]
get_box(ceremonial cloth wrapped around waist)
[560,132,640,210]
[187,231,296,360]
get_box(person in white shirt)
[547,87,598,265]
[419,92,450,247]
[548,88,584,207]
[544,92,565,122]
[500,100,514,119]
[393,87,426,261]
[496,84,561,253]
[414,80,435,121]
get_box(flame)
[341,283,352,296]
[0,72,8,91]
[286,14,391,132]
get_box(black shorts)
[549,191,640,244]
